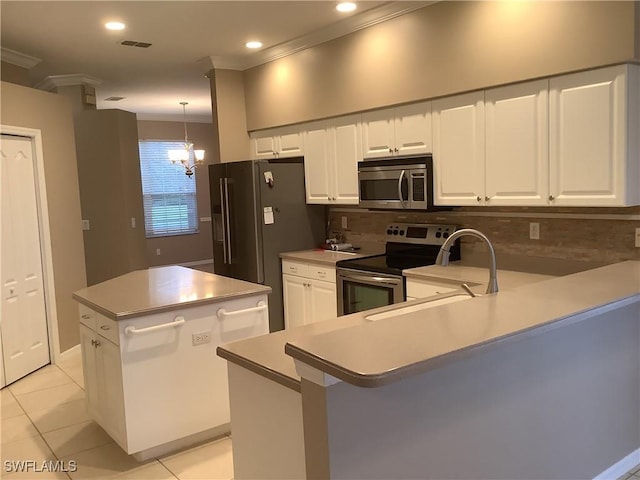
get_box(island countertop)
[279,249,373,267]
[217,263,559,391]
[285,261,640,388]
[72,266,272,320]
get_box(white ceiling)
[1,1,428,123]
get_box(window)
[138,140,199,237]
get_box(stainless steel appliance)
[358,155,434,210]
[209,158,326,332]
[336,223,459,316]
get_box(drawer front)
[406,280,458,299]
[96,313,120,345]
[308,265,336,283]
[79,304,97,330]
[282,260,309,277]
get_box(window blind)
[138,140,199,238]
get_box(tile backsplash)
[328,206,640,266]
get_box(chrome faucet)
[435,229,499,295]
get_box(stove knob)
[387,229,393,235]
[393,230,399,235]
[435,232,442,238]
[443,232,449,239]
[399,230,405,236]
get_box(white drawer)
[406,279,458,299]
[96,313,120,345]
[282,260,309,277]
[79,304,97,330]
[308,265,336,283]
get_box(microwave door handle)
[397,170,407,207]
[219,178,228,264]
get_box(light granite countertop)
[217,262,563,391]
[280,249,372,267]
[285,261,640,387]
[73,266,272,320]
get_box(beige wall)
[1,81,87,352]
[210,69,251,162]
[0,61,30,86]
[137,120,217,267]
[243,1,638,130]
[74,109,147,285]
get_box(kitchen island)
[72,266,271,460]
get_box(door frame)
[1,124,61,367]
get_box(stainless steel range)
[336,223,460,316]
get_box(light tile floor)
[1,349,234,480]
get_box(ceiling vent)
[104,96,125,102]
[120,40,152,48]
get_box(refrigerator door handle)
[223,178,233,263]
[219,178,228,264]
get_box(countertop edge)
[73,286,272,321]
[285,294,640,388]
[217,346,301,393]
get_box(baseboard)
[593,448,640,480]
[56,344,80,362]
[131,424,230,461]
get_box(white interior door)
[1,134,50,385]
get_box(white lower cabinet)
[405,278,458,302]
[78,294,269,458]
[282,260,337,328]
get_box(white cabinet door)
[433,91,485,206]
[278,130,304,158]
[394,101,432,157]
[251,128,303,159]
[331,116,361,205]
[485,80,549,206]
[303,125,331,204]
[362,109,395,159]
[96,335,126,447]
[549,65,628,206]
[80,324,100,421]
[282,274,308,329]
[251,135,278,159]
[309,279,337,324]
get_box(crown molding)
[35,74,102,92]
[1,47,42,68]
[206,1,434,71]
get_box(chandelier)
[168,101,205,177]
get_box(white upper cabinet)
[362,102,431,159]
[485,80,549,206]
[433,91,485,206]
[549,64,639,206]
[303,115,361,205]
[251,126,304,159]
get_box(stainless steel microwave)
[358,155,434,210]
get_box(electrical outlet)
[81,220,90,231]
[155,248,161,256]
[192,332,211,346]
[529,222,540,240]
[341,216,348,229]
[635,227,640,248]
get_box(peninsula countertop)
[72,266,272,320]
[285,261,640,388]
[217,262,559,392]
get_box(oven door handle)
[397,170,407,208]
[341,273,402,285]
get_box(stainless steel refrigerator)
[209,158,326,332]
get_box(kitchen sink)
[365,293,472,321]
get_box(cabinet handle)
[218,301,267,319]
[81,314,91,320]
[125,316,186,336]
[94,339,101,348]
[476,196,481,202]
[549,194,555,201]
[394,147,399,153]
[485,196,490,202]
[100,325,110,331]
[90,339,95,347]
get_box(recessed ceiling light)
[245,41,263,49]
[105,21,125,31]
[336,2,357,13]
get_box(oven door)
[358,167,409,209]
[337,268,404,316]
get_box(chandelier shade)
[168,102,205,177]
